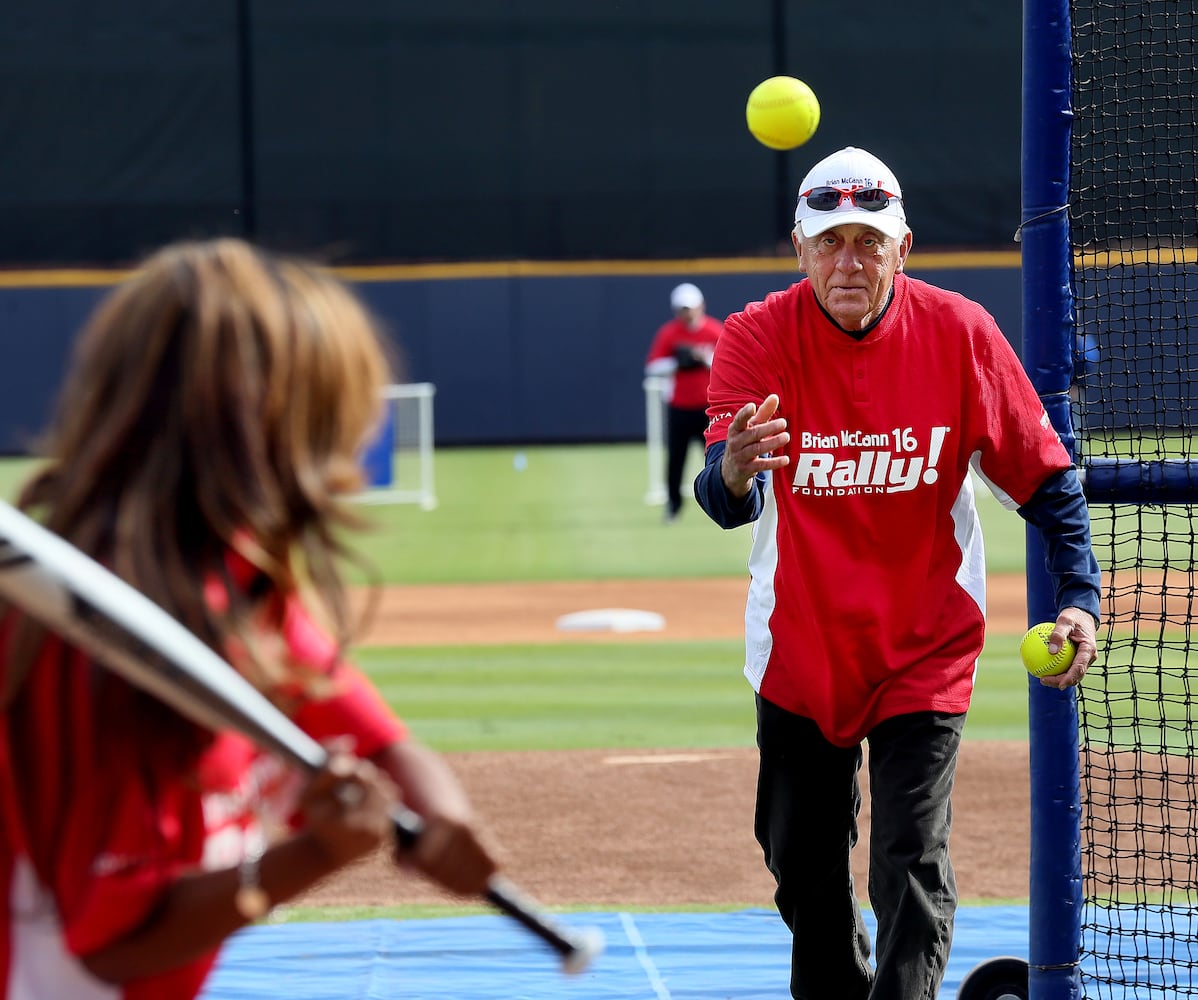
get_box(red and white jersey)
[0,636,213,1000]
[199,586,406,870]
[0,585,405,1000]
[705,273,1071,746]
[645,315,724,409]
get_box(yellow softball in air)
[745,76,821,150]
[1020,622,1077,678]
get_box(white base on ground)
[554,608,666,633]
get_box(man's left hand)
[1037,609,1098,689]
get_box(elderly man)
[694,146,1101,999]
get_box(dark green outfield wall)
[0,4,1031,447]
[0,3,1022,266]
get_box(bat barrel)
[387,808,604,971]
[484,876,604,973]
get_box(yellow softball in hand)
[1020,622,1076,678]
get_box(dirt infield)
[351,574,1030,648]
[303,574,1033,909]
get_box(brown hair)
[17,238,391,690]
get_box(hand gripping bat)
[0,499,602,974]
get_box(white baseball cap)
[670,282,704,310]
[794,146,907,240]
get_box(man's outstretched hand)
[720,394,790,498]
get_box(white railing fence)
[358,382,437,510]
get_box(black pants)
[754,696,965,1000]
[666,405,709,515]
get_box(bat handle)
[387,806,604,974]
[390,803,425,849]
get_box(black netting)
[1071,1,1198,995]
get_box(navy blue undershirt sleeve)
[693,441,765,529]
[1016,466,1102,624]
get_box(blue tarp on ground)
[201,905,1032,999]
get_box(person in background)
[645,282,724,521]
[694,146,1101,999]
[0,238,500,1000]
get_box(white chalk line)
[602,751,745,766]
[618,911,672,1000]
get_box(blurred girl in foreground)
[0,238,499,999]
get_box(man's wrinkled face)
[793,223,912,331]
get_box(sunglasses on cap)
[800,186,901,213]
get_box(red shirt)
[0,586,404,999]
[705,274,1071,746]
[646,315,724,409]
[0,636,211,1000]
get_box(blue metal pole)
[1022,1,1083,998]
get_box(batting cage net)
[1067,1,1198,995]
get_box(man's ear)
[895,230,914,273]
[792,228,807,274]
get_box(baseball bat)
[0,499,602,974]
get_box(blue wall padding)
[0,266,1021,452]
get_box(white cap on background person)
[670,282,705,311]
[794,146,907,241]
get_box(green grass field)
[0,444,1031,582]
[0,445,1036,751]
[346,444,1032,746]
[0,444,1031,584]
[345,443,1030,583]
[361,632,1033,752]
[0,446,1039,919]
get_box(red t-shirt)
[646,315,724,409]
[0,636,211,1000]
[705,274,1071,746]
[0,584,404,999]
